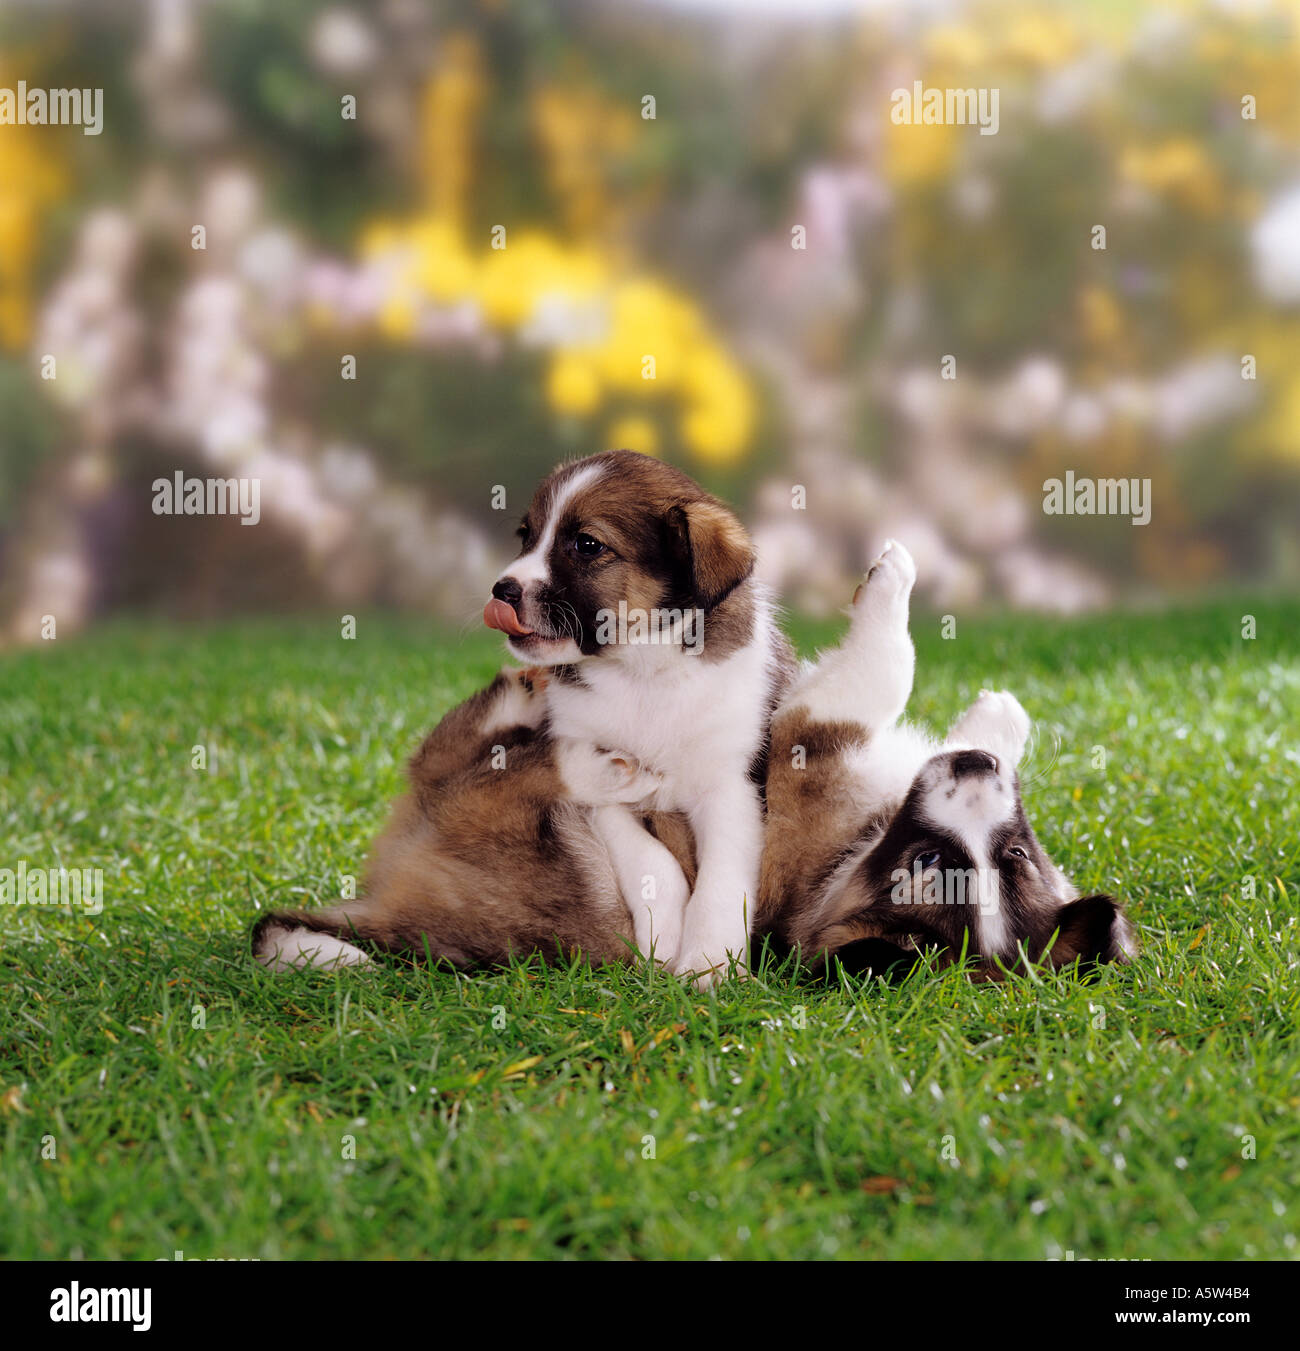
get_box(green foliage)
[0,357,60,516]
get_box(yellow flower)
[412,218,477,304]
[598,278,694,391]
[680,344,753,464]
[604,415,659,457]
[1120,139,1222,214]
[353,74,754,462]
[476,231,567,328]
[546,352,602,416]
[1003,12,1078,67]
[419,33,486,224]
[924,24,987,69]
[0,81,68,348]
[1078,286,1122,348]
[681,403,749,464]
[884,115,956,188]
[358,219,402,258]
[1261,373,1300,463]
[532,83,638,236]
[377,292,418,341]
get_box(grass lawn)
[1,598,1297,1260]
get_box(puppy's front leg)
[591,806,688,966]
[673,782,762,988]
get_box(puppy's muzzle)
[950,749,999,780]
[484,577,533,637]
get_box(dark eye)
[916,849,941,870]
[573,533,606,559]
[516,522,531,544]
[1005,845,1029,861]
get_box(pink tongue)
[483,598,533,637]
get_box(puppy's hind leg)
[252,905,373,972]
[783,540,917,732]
[945,690,1032,770]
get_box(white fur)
[946,690,1032,769]
[546,594,781,985]
[480,669,549,736]
[490,461,787,985]
[783,539,917,730]
[555,739,664,805]
[591,805,688,965]
[254,923,370,972]
[495,463,604,666]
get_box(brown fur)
[755,711,873,931]
[252,670,638,967]
[505,450,760,660]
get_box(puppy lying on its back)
[755,540,1136,976]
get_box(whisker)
[546,597,583,647]
[1020,725,1062,791]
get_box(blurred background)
[2,0,1298,645]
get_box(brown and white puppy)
[254,450,795,985]
[482,449,795,984]
[754,540,1136,977]
[251,664,698,973]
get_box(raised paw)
[853,539,917,610]
[483,666,549,732]
[947,689,1031,768]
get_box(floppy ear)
[666,499,755,611]
[1043,895,1136,969]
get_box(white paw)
[852,540,917,621]
[556,740,663,806]
[254,924,370,972]
[672,910,750,989]
[633,899,684,967]
[950,690,1031,766]
[484,667,550,733]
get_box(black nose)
[951,749,999,779]
[492,577,523,606]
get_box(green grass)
[1,598,1297,1260]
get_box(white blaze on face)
[504,462,605,591]
[919,770,1017,955]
